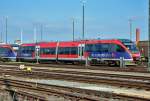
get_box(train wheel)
[108,61,116,67]
[16,58,20,62]
[72,61,79,65]
[115,61,120,66]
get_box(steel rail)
[0,67,150,91]
[0,62,148,72]
[0,78,149,101]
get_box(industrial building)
[138,41,148,60]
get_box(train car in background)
[10,44,20,56]
[84,39,133,66]
[0,44,16,61]
[16,43,36,62]
[118,39,141,61]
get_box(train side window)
[51,48,56,54]
[70,47,78,55]
[58,47,70,55]
[45,48,50,54]
[58,47,78,55]
[65,47,70,54]
[21,47,27,53]
[0,48,10,53]
[21,46,35,53]
[58,47,63,54]
[109,44,116,52]
[44,48,55,55]
[101,44,109,52]
[94,44,101,52]
[85,44,94,52]
[58,48,61,54]
[62,47,67,55]
[40,48,44,54]
[116,45,125,52]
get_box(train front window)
[125,45,139,53]
[119,39,139,53]
[115,45,125,52]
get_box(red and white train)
[16,39,140,65]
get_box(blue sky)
[0,0,148,43]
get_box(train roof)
[21,43,36,46]
[58,41,81,47]
[10,44,20,47]
[118,39,133,43]
[0,44,14,50]
[84,39,129,51]
[84,39,121,44]
[38,42,57,47]
[19,39,133,47]
[0,44,11,47]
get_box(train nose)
[132,52,140,61]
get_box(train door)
[78,44,85,61]
[55,42,59,62]
[35,45,40,63]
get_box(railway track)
[0,62,148,72]
[0,65,150,91]
[0,77,104,101]
[0,77,150,101]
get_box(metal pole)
[129,19,132,41]
[36,48,39,64]
[0,20,2,43]
[5,16,8,44]
[82,3,85,40]
[148,0,150,70]
[72,18,75,41]
[36,46,40,64]
[33,25,39,64]
[120,57,125,68]
[0,31,2,43]
[20,28,23,44]
[85,56,89,66]
[40,24,43,41]
[34,27,37,43]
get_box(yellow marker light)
[27,67,32,72]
